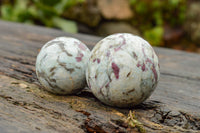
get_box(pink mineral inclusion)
[112,62,120,79]
[97,58,100,64]
[114,47,121,52]
[105,82,110,88]
[152,64,158,82]
[146,58,153,64]
[114,34,127,52]
[106,51,111,57]
[76,52,84,62]
[137,61,141,67]
[142,63,146,71]
[93,58,100,64]
[88,81,91,89]
[75,41,86,51]
[119,34,126,44]
[78,43,86,51]
[142,44,147,57]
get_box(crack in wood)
[150,108,200,130]
[4,56,35,66]
[161,72,200,82]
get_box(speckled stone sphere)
[36,37,90,95]
[86,33,160,107]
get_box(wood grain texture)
[0,20,200,132]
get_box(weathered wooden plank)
[156,47,200,80]
[1,75,199,133]
[0,20,200,132]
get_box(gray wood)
[0,20,200,133]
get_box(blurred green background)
[1,0,200,53]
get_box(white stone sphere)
[36,37,90,94]
[86,33,160,107]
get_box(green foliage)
[1,0,34,23]
[52,16,77,33]
[144,26,164,46]
[0,0,85,33]
[130,0,186,46]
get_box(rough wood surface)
[0,20,200,133]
